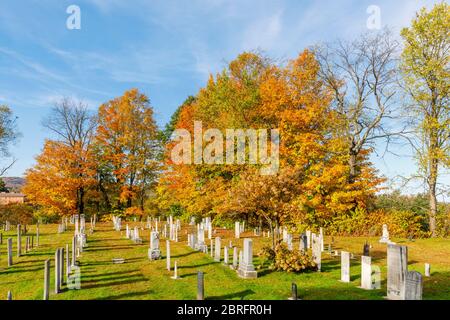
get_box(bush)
[0,203,35,224]
[258,243,317,273]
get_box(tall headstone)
[71,236,77,267]
[232,247,238,269]
[235,221,240,239]
[425,263,431,277]
[197,271,204,300]
[312,233,322,272]
[17,224,21,257]
[319,227,324,251]
[387,244,408,300]
[306,230,311,248]
[363,242,370,256]
[166,240,171,271]
[66,244,70,279]
[405,271,423,300]
[214,237,221,262]
[340,251,350,282]
[171,261,180,280]
[238,238,257,279]
[223,246,229,265]
[7,237,13,266]
[54,249,60,294]
[43,259,50,300]
[149,231,161,260]
[299,233,307,252]
[360,256,373,290]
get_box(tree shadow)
[207,289,255,300]
[97,290,152,300]
[178,261,217,269]
[171,251,197,259]
[81,275,147,289]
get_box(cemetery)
[0,217,448,300]
[0,1,448,304]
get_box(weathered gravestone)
[223,246,229,265]
[425,263,431,277]
[363,241,370,256]
[237,238,257,279]
[386,244,408,300]
[340,251,350,282]
[214,237,221,262]
[43,259,50,300]
[312,233,322,272]
[166,240,171,271]
[235,221,240,239]
[17,224,21,257]
[404,271,422,300]
[360,256,373,290]
[7,237,13,266]
[379,224,390,243]
[197,271,204,300]
[231,247,238,270]
[299,233,307,252]
[148,231,161,260]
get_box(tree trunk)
[348,150,357,184]
[428,158,438,237]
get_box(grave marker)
[340,251,350,282]
[238,238,257,279]
[387,244,408,300]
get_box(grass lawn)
[1,222,449,300]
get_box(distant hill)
[1,177,25,192]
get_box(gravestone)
[238,238,257,279]
[0,232,2,245]
[312,233,322,272]
[299,233,307,252]
[71,236,77,267]
[112,258,125,264]
[306,230,311,248]
[66,244,70,278]
[288,283,299,300]
[148,231,161,260]
[340,251,350,282]
[54,249,60,294]
[197,271,204,300]
[231,247,238,270]
[425,263,430,277]
[379,224,390,243]
[235,221,240,239]
[7,291,12,300]
[386,244,408,300]
[405,271,422,300]
[319,227,324,251]
[360,256,373,290]
[36,223,40,246]
[166,240,171,271]
[214,237,221,262]
[171,261,180,279]
[7,238,13,266]
[223,246,229,265]
[43,259,50,300]
[17,224,21,257]
[363,241,370,256]
[286,233,293,251]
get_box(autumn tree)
[41,98,97,216]
[95,89,160,216]
[23,140,96,216]
[400,3,450,237]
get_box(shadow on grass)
[171,251,197,259]
[207,289,255,300]
[178,261,217,269]
[97,290,152,300]
[81,275,147,289]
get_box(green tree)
[400,3,450,237]
[0,105,21,176]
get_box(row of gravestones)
[1,223,40,267]
[3,223,86,300]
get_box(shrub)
[258,243,317,273]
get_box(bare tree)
[43,98,97,215]
[314,29,404,183]
[0,105,21,177]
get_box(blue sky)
[0,0,447,198]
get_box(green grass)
[0,223,449,300]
